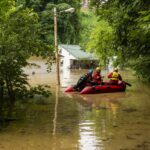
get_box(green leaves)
[87,20,114,66]
[79,11,97,49]
[42,2,80,44]
[0,0,82,109]
[89,0,150,80]
[0,2,53,107]
[130,57,150,81]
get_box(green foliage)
[18,0,81,44]
[127,10,150,58]
[0,0,82,110]
[40,2,81,44]
[0,0,82,111]
[0,0,15,19]
[17,85,51,99]
[87,20,114,66]
[131,57,150,81]
[0,2,52,109]
[79,11,97,49]
[89,0,150,80]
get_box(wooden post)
[54,7,60,85]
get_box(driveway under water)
[0,58,150,150]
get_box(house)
[59,44,98,69]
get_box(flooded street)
[0,58,150,150]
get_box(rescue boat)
[64,81,129,94]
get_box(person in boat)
[73,69,93,91]
[92,67,103,85]
[107,68,122,85]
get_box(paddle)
[123,81,132,87]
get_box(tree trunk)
[0,80,4,111]
[6,78,15,107]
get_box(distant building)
[59,44,98,69]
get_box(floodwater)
[0,58,150,150]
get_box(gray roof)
[59,44,96,60]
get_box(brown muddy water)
[0,58,150,150]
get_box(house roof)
[59,44,97,60]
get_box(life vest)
[111,72,119,80]
[92,72,102,83]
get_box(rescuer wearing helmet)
[73,69,93,91]
[92,67,103,85]
[107,68,122,85]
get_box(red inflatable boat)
[65,82,128,94]
[64,85,77,92]
[80,84,126,94]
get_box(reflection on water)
[0,57,150,150]
[52,85,59,136]
[79,121,103,150]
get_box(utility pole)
[54,7,60,85]
[53,7,75,85]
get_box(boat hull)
[64,86,76,92]
[65,84,126,94]
[80,84,126,94]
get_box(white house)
[59,44,98,69]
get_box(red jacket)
[92,71,102,84]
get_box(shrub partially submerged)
[0,3,53,110]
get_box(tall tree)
[17,0,81,44]
[87,20,114,67]
[0,1,51,108]
[88,0,150,80]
